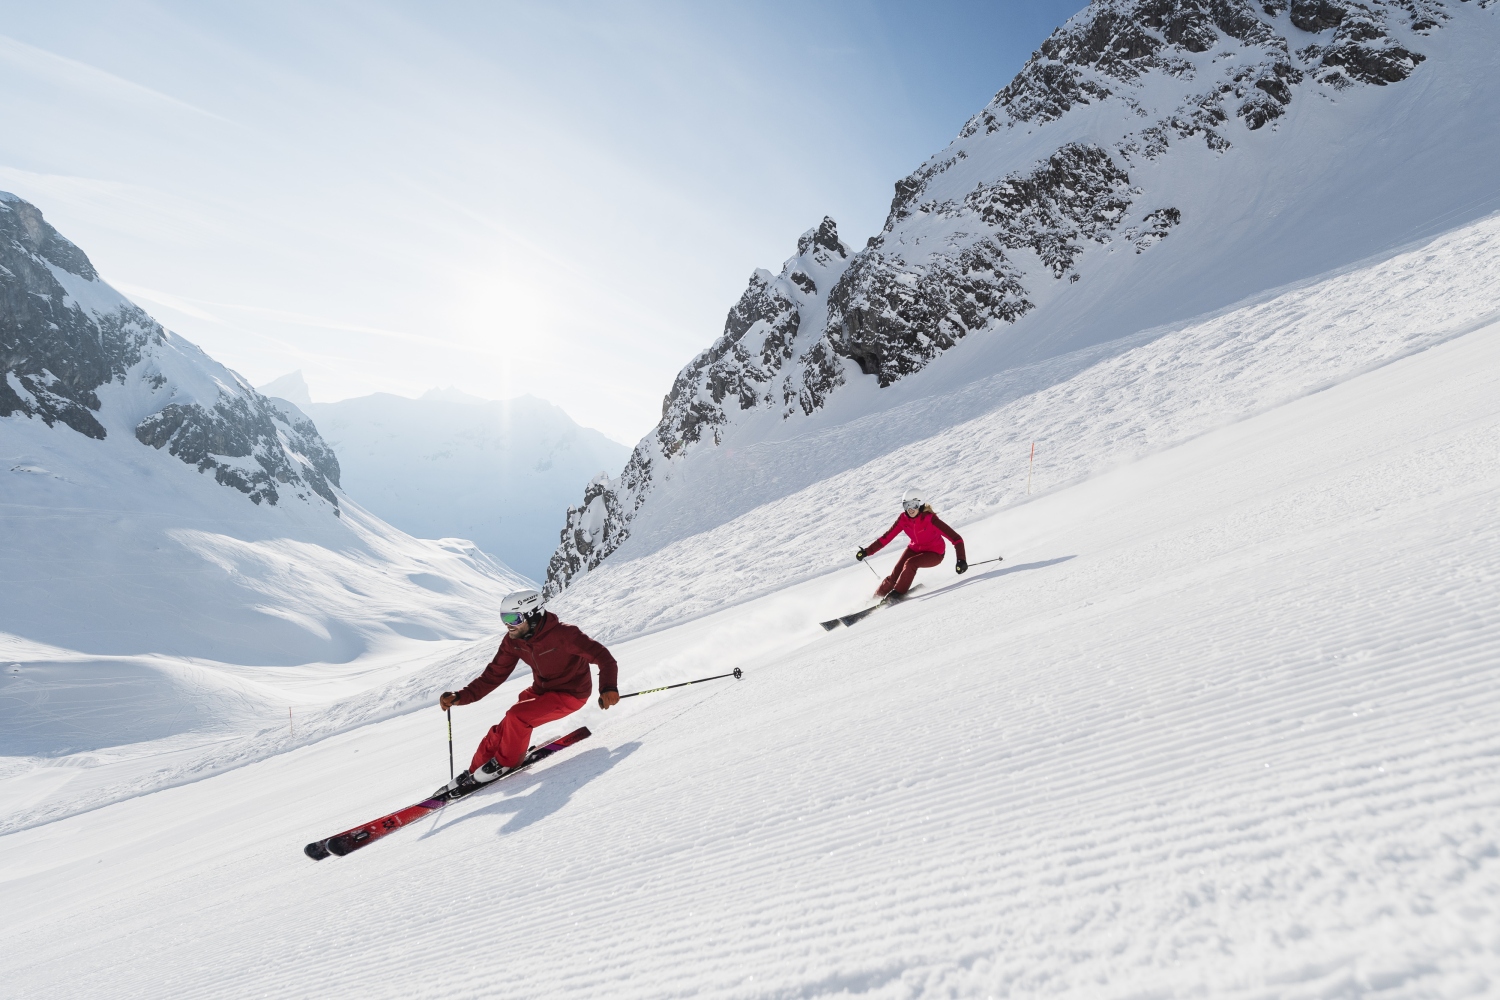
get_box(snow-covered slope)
[545,0,1500,597]
[1,196,530,810]
[550,209,1500,638]
[2,270,1495,998]
[272,382,628,582]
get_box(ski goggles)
[501,611,528,627]
[903,502,921,515]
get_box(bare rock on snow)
[1,192,342,512]
[0,195,156,439]
[136,394,341,508]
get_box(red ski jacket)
[455,612,618,705]
[865,510,967,561]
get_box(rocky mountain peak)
[0,193,99,281]
[2,193,342,511]
[256,370,314,408]
[797,216,849,260]
[1,195,155,439]
[542,0,1493,600]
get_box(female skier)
[857,488,967,598]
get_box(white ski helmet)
[902,487,925,513]
[500,589,544,627]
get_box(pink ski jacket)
[864,510,967,561]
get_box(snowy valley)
[259,377,628,583]
[3,0,1499,997]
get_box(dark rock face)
[961,0,1436,144]
[136,397,341,507]
[542,471,628,599]
[0,196,159,439]
[965,143,1136,277]
[656,271,801,457]
[655,216,852,459]
[1124,207,1183,251]
[542,443,653,599]
[824,238,1031,391]
[961,0,1276,135]
[543,0,1460,599]
[1291,0,1348,31]
[823,141,1168,397]
[884,152,969,230]
[1,192,341,512]
[543,219,853,594]
[1286,0,1432,87]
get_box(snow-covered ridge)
[0,193,340,510]
[543,0,1500,598]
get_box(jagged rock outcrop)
[137,393,341,507]
[543,0,1468,599]
[542,218,853,598]
[542,471,631,596]
[963,0,1440,141]
[0,195,156,439]
[1,192,341,511]
[653,215,853,458]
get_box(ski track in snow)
[1,274,1497,996]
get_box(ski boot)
[432,769,483,799]
[474,746,541,783]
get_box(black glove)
[855,546,866,561]
[955,559,968,574]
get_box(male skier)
[438,589,618,789]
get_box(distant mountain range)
[544,0,1500,599]
[257,373,628,582]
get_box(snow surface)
[2,215,1497,996]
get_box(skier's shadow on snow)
[913,555,1075,601]
[425,741,641,840]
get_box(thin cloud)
[0,33,230,122]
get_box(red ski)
[304,726,591,860]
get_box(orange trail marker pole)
[1027,441,1036,495]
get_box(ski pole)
[447,708,455,781]
[619,667,744,699]
[968,555,1004,567]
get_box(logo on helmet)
[500,589,545,628]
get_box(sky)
[0,0,1084,445]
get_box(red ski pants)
[877,548,943,597]
[471,687,587,771]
